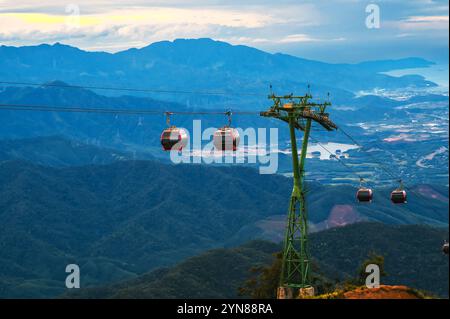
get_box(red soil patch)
[415,185,448,203]
[327,205,364,228]
[343,285,421,299]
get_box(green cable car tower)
[261,91,337,299]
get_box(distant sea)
[384,63,449,93]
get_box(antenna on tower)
[269,84,274,97]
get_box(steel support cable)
[308,135,376,190]
[0,81,265,97]
[336,124,433,202]
[1,101,432,202]
[337,126,401,180]
[0,103,260,116]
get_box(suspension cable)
[0,97,440,201]
[335,123,432,201]
[0,103,260,116]
[0,81,265,97]
[308,135,376,190]
[337,125,401,181]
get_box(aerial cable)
[0,81,264,97]
[335,124,429,202]
[0,102,438,203]
[0,103,259,116]
[336,125,405,181]
[308,135,375,188]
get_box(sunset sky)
[0,0,448,62]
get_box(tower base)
[277,287,293,299]
[298,286,315,298]
[277,286,315,299]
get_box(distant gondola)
[391,180,407,204]
[357,178,373,203]
[443,242,449,255]
[391,190,407,204]
[357,188,373,202]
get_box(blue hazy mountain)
[1,82,446,144]
[0,136,136,167]
[0,82,188,153]
[1,82,448,188]
[0,39,436,108]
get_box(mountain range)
[0,136,133,167]
[1,39,447,181]
[0,39,437,108]
[0,155,448,298]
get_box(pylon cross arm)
[260,111,306,130]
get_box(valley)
[0,158,448,298]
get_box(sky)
[0,0,448,63]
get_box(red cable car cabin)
[160,127,188,151]
[357,188,373,202]
[391,189,407,204]
[213,127,240,151]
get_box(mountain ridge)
[0,38,436,106]
[0,135,135,167]
[1,39,434,71]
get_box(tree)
[238,252,282,299]
[239,252,336,298]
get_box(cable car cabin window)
[357,189,373,202]
[161,131,177,140]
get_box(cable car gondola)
[356,179,373,202]
[357,188,373,202]
[160,113,188,151]
[391,180,407,204]
[213,111,240,151]
[442,242,449,255]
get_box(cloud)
[278,33,346,43]
[0,7,277,29]
[0,2,321,51]
[279,34,319,43]
[0,8,274,49]
[0,0,448,62]
[398,15,449,30]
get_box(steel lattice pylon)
[261,92,337,299]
